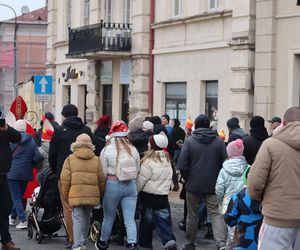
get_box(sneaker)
[166,243,177,250]
[16,221,27,229]
[9,216,17,226]
[2,241,21,250]
[95,239,108,250]
[126,243,138,250]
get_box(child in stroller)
[27,167,67,243]
[90,204,126,246]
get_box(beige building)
[255,0,300,120]
[47,0,300,131]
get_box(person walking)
[178,114,227,250]
[171,119,186,167]
[242,116,268,165]
[215,139,248,249]
[0,120,21,250]
[137,134,177,250]
[49,104,104,249]
[224,167,263,250]
[7,120,41,229]
[95,121,140,250]
[247,107,300,250]
[226,117,248,144]
[60,134,106,250]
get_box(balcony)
[66,20,132,59]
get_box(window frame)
[84,0,90,26]
[208,0,219,12]
[66,0,72,28]
[124,0,131,24]
[205,80,218,127]
[172,0,182,18]
[104,0,112,23]
[102,84,112,117]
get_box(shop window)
[165,82,186,126]
[172,0,182,17]
[205,81,218,127]
[103,84,112,117]
[122,84,129,124]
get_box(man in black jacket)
[0,122,21,250]
[178,114,227,250]
[226,117,248,144]
[49,104,104,249]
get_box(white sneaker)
[16,221,27,229]
[9,216,17,226]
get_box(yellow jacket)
[60,143,105,208]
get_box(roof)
[7,6,47,23]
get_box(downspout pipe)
[148,0,155,115]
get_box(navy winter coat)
[8,132,41,181]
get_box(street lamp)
[0,4,18,98]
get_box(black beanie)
[45,112,55,121]
[250,116,265,129]
[149,116,162,125]
[61,104,78,118]
[161,114,170,122]
[227,117,240,130]
[194,114,210,129]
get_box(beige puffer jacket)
[137,150,173,195]
[60,142,105,208]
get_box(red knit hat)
[96,115,111,127]
[109,121,128,137]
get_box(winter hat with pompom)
[227,139,244,158]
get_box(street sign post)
[34,75,52,102]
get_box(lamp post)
[0,4,18,98]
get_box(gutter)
[148,0,155,115]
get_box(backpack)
[115,151,138,181]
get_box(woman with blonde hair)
[95,121,140,250]
[137,133,177,250]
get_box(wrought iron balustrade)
[68,20,132,54]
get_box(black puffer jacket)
[0,126,21,173]
[49,116,104,178]
[94,127,110,141]
[128,129,149,158]
[178,128,227,194]
[228,128,248,144]
[242,127,269,165]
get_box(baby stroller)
[90,205,126,245]
[27,168,67,244]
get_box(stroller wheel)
[90,221,101,242]
[35,232,43,244]
[27,226,33,239]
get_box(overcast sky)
[0,0,46,21]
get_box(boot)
[178,220,186,232]
[126,243,138,250]
[95,239,108,250]
[2,241,21,250]
[204,223,214,239]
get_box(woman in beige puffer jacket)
[61,133,105,250]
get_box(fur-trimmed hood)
[71,141,95,160]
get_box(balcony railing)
[68,20,132,55]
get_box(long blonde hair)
[141,149,170,165]
[103,136,133,160]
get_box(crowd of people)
[0,105,299,250]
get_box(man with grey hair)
[248,107,300,250]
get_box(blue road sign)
[34,75,53,95]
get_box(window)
[172,0,182,17]
[165,83,186,126]
[208,0,219,12]
[84,0,90,26]
[124,0,131,23]
[66,0,72,28]
[104,0,112,22]
[103,84,112,117]
[205,81,218,127]
[122,84,129,124]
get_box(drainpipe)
[148,0,155,115]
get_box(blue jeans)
[138,204,176,249]
[100,179,137,244]
[7,180,28,223]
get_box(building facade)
[0,7,47,118]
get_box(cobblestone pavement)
[9,191,216,250]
